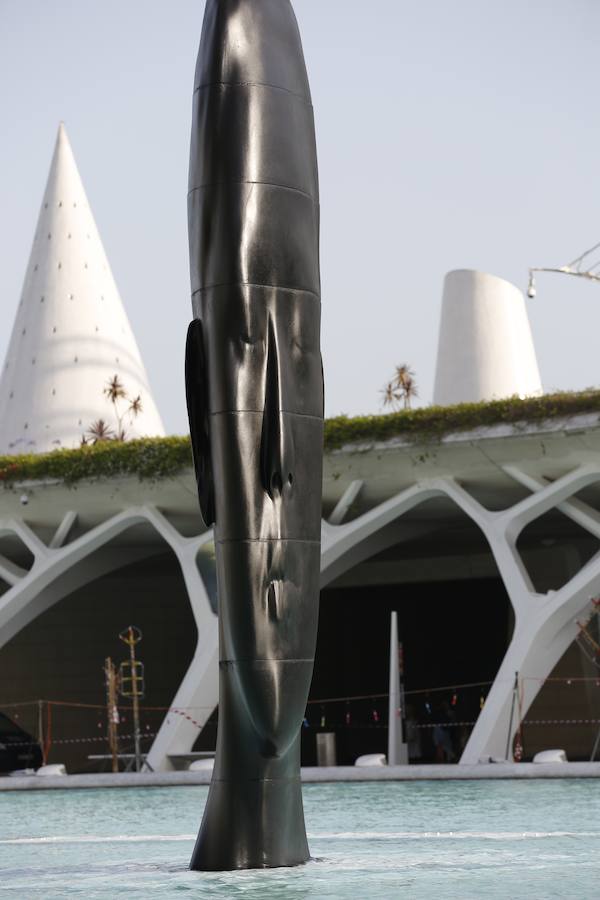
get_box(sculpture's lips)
[228,658,314,758]
[216,540,321,661]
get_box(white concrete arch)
[4,461,600,769]
[321,482,443,588]
[458,464,600,762]
[320,466,600,764]
[0,505,218,772]
[143,519,218,772]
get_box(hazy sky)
[1,0,600,435]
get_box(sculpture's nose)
[260,318,295,500]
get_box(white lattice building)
[1,129,599,774]
[2,415,600,770]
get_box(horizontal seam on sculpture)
[220,658,314,664]
[216,538,321,545]
[209,410,322,421]
[192,283,320,299]
[188,181,316,202]
[194,81,312,104]
[208,777,302,784]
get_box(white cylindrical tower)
[433,269,542,406]
[0,124,165,454]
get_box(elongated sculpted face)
[187,0,322,871]
[203,285,322,750]
[187,0,323,739]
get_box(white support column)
[0,505,220,773]
[503,465,600,539]
[461,550,600,762]
[328,480,364,526]
[3,461,600,772]
[49,510,78,549]
[143,511,219,772]
[498,463,600,542]
[0,556,28,585]
[2,518,49,562]
[0,508,158,649]
[459,464,600,762]
[321,482,440,587]
[318,467,600,765]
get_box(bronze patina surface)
[185,0,323,871]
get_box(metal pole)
[128,629,142,773]
[399,640,406,742]
[590,727,600,762]
[504,671,519,761]
[37,699,43,759]
[388,611,408,765]
[119,626,143,773]
[104,657,119,773]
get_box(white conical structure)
[0,124,165,454]
[433,269,543,406]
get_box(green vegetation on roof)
[324,389,600,449]
[1,390,599,487]
[0,437,191,487]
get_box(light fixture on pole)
[119,625,144,773]
[528,240,600,298]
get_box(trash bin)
[316,732,337,767]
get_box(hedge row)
[1,390,599,487]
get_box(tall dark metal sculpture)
[185,0,323,871]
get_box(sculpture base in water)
[190,772,309,871]
[189,664,310,871]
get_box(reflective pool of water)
[1,779,599,898]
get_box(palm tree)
[86,419,115,443]
[381,382,398,408]
[400,373,418,410]
[128,395,143,417]
[103,375,126,404]
[84,378,144,444]
[394,363,414,389]
[381,363,418,411]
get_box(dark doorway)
[303,575,512,765]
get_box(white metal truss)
[3,462,600,768]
